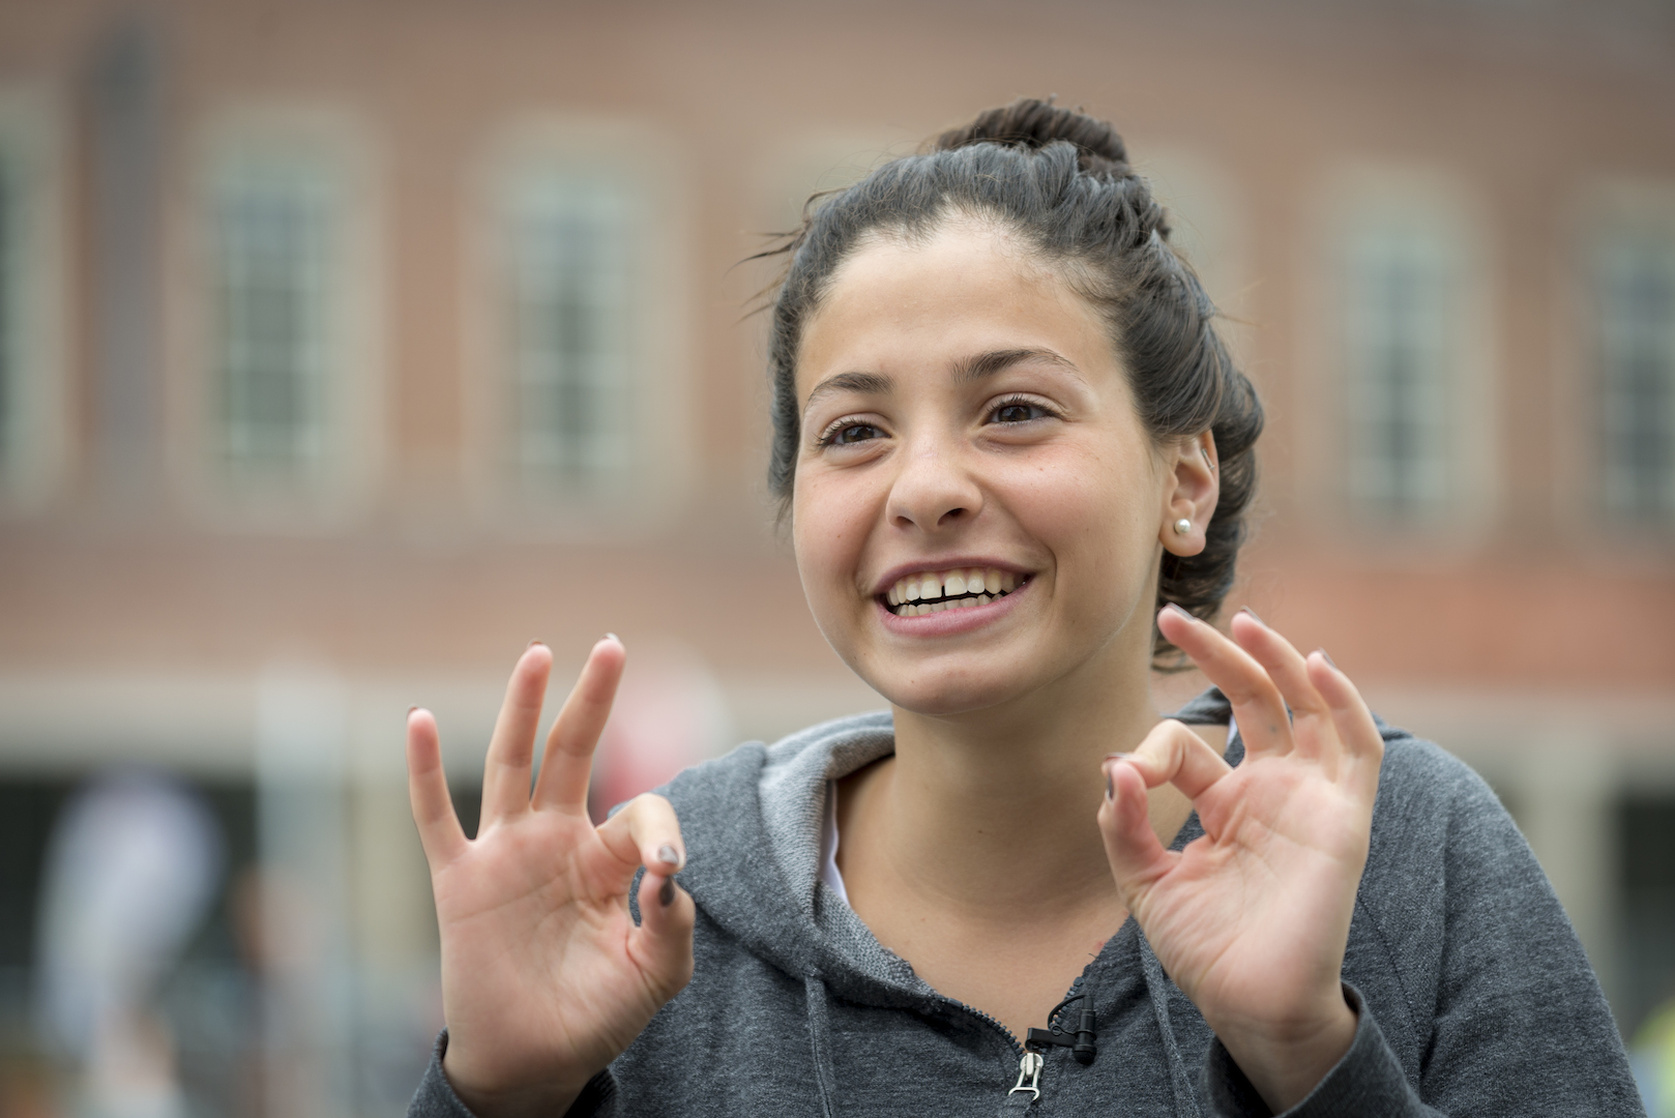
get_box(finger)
[531,635,627,811]
[1116,719,1233,802]
[406,708,467,868]
[1228,611,1335,765]
[1307,651,1385,791]
[480,642,553,825]
[595,793,686,886]
[1158,604,1292,757]
[629,869,695,1001]
[1098,758,1177,910]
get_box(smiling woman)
[403,100,1643,1118]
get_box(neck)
[840,640,1191,927]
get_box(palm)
[407,640,693,1115]
[1130,753,1371,1022]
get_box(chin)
[856,660,1039,720]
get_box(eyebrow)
[801,371,894,418]
[952,347,1084,384]
[802,348,1084,419]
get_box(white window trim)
[1573,180,1675,532]
[169,106,384,528]
[1297,165,1499,547]
[462,117,693,537]
[0,87,67,515]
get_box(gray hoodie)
[408,691,1645,1116]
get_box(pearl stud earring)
[1173,518,1192,535]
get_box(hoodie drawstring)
[805,974,839,1118]
[1138,935,1205,1118]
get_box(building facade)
[0,0,1671,1112]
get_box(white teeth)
[890,566,1024,616]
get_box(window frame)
[1586,188,1675,529]
[1301,166,1498,543]
[172,107,383,527]
[463,118,691,534]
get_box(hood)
[661,689,1241,1010]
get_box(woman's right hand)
[406,636,695,1118]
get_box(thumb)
[629,870,696,1002]
[1097,758,1176,911]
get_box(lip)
[875,572,1033,637]
[867,557,1034,598]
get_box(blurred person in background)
[401,100,1643,1116]
[34,770,222,1118]
[1636,999,1675,1117]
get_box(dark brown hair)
[762,98,1263,664]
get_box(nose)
[886,433,983,532]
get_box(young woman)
[404,101,1642,1116]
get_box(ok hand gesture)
[406,638,694,1118]
[1099,606,1384,1112]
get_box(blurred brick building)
[0,0,1672,1112]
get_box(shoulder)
[1362,722,1529,888]
[1373,726,1501,815]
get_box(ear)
[1159,431,1219,558]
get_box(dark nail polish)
[1237,606,1265,626]
[659,877,676,907]
[528,639,544,649]
[657,843,681,869]
[1105,770,1114,801]
[407,705,418,716]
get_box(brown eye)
[992,402,1048,424]
[827,422,883,446]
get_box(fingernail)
[1161,602,1194,622]
[1316,647,1337,668]
[659,877,676,907]
[527,639,545,649]
[1237,606,1265,626]
[604,632,620,643]
[407,705,418,716]
[1105,769,1114,801]
[657,843,682,870]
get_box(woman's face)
[791,216,1214,717]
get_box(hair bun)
[931,97,1131,177]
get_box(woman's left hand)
[1099,604,1383,1112]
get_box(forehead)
[795,217,1118,399]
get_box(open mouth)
[879,567,1028,617]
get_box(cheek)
[791,472,872,601]
[1007,444,1160,580]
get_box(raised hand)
[1098,605,1383,1111]
[406,637,695,1118]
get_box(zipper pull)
[1008,1051,1044,1101]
